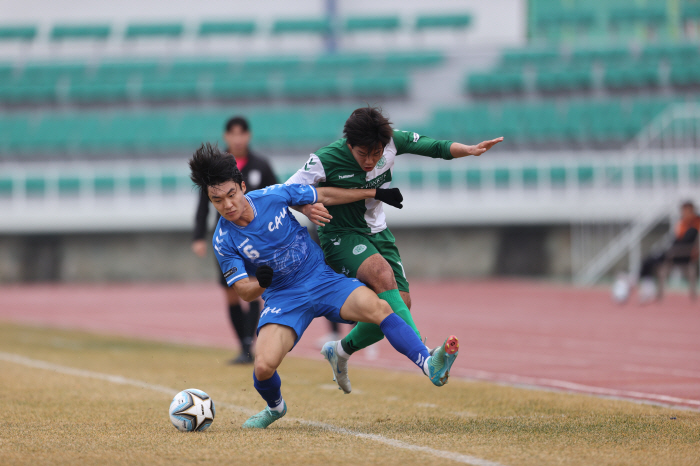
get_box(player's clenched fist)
[255,265,274,288]
[374,188,403,209]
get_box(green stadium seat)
[609,8,666,26]
[58,176,81,195]
[641,44,699,62]
[603,63,659,89]
[125,23,184,39]
[385,51,444,68]
[570,47,629,65]
[198,21,256,36]
[535,67,592,92]
[0,178,12,196]
[242,56,301,73]
[0,25,36,41]
[415,14,471,30]
[345,16,400,32]
[272,19,330,34]
[140,78,200,101]
[501,49,559,68]
[51,25,110,40]
[22,63,86,83]
[69,78,129,103]
[467,71,525,95]
[209,77,269,100]
[314,53,373,71]
[282,76,340,99]
[351,75,407,97]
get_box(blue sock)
[379,313,430,370]
[253,371,284,409]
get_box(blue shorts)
[257,263,364,346]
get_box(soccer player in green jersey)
[286,106,502,393]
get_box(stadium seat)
[345,16,400,32]
[125,23,184,39]
[198,21,256,36]
[50,25,110,40]
[415,14,471,30]
[314,53,373,72]
[603,63,660,90]
[501,48,560,69]
[350,75,407,97]
[282,76,340,99]
[209,77,270,100]
[570,47,630,66]
[0,25,36,41]
[384,51,444,68]
[641,43,699,62]
[535,66,592,93]
[272,19,330,35]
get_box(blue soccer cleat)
[241,402,287,429]
[426,336,459,387]
[321,341,351,394]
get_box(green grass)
[1,323,698,465]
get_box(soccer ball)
[169,388,215,432]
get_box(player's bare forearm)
[449,137,504,158]
[232,278,266,302]
[316,187,376,206]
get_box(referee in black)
[192,116,278,364]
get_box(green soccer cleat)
[321,341,351,394]
[426,336,459,387]
[241,403,287,429]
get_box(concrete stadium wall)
[0,225,574,284]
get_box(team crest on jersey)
[376,156,386,169]
[353,244,367,255]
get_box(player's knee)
[254,358,277,380]
[363,263,396,293]
[367,298,392,324]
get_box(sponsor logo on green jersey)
[376,156,386,168]
[363,170,390,189]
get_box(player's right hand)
[191,240,207,257]
[301,202,333,227]
[255,265,274,288]
[374,188,403,209]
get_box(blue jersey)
[213,183,323,294]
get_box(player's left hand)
[467,137,504,156]
[300,203,332,227]
[255,265,274,288]
[375,188,403,209]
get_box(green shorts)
[319,228,409,293]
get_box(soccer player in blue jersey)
[189,143,459,429]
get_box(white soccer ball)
[169,388,215,432]
[611,275,630,303]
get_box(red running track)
[1,280,698,409]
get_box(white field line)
[457,368,700,410]
[0,351,506,466]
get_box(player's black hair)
[681,200,696,210]
[225,116,250,133]
[189,143,243,194]
[343,106,393,151]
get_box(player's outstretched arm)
[316,187,403,208]
[232,266,274,301]
[449,137,504,158]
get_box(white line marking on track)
[0,352,506,466]
[458,368,700,410]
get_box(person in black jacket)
[192,116,278,364]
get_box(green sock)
[340,289,421,355]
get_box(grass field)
[1,322,699,466]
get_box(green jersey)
[285,130,453,237]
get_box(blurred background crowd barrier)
[1,0,698,288]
